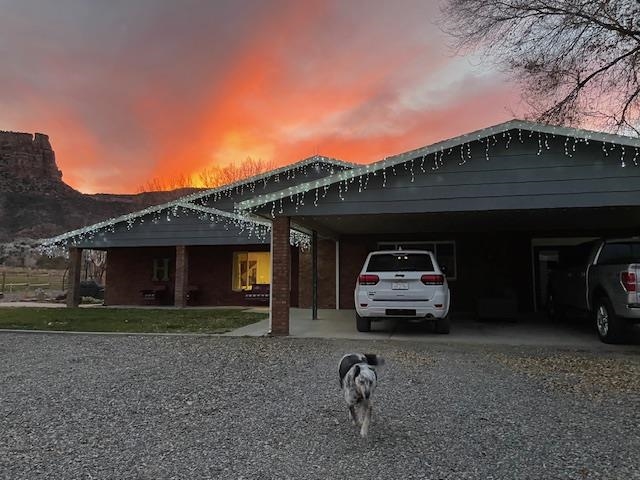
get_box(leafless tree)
[442,0,640,134]
[138,157,276,192]
[138,173,194,193]
[82,249,106,283]
[197,157,276,188]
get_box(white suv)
[354,250,451,333]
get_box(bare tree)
[138,157,276,193]
[137,173,195,193]
[197,157,276,188]
[442,0,640,134]
[82,249,106,283]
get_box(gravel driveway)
[1,333,639,480]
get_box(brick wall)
[105,244,275,307]
[270,216,290,335]
[290,247,299,308]
[338,239,372,309]
[298,239,336,308]
[174,245,188,307]
[105,246,176,305]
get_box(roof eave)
[237,119,640,211]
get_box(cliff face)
[0,131,75,195]
[0,131,198,243]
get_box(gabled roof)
[178,154,354,205]
[237,119,640,212]
[40,202,269,249]
[40,155,353,248]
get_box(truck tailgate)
[631,264,640,303]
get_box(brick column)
[174,245,189,307]
[270,216,290,335]
[67,247,82,307]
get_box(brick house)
[43,156,353,308]
[45,120,640,337]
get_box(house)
[44,119,640,336]
[236,120,640,335]
[41,156,354,308]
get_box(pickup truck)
[547,238,640,343]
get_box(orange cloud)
[0,1,524,194]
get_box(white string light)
[39,127,639,258]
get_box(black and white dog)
[338,353,384,437]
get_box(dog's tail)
[364,353,385,367]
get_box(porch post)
[67,247,82,307]
[174,245,189,307]
[312,230,318,320]
[335,240,340,310]
[270,216,290,335]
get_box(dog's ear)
[353,365,360,378]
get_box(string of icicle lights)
[234,128,639,218]
[37,158,350,254]
[37,128,639,255]
[38,204,312,257]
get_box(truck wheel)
[547,291,564,322]
[356,313,371,332]
[434,315,451,334]
[594,297,625,344]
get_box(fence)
[0,269,67,295]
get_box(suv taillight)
[421,274,444,285]
[621,271,637,292]
[359,274,379,285]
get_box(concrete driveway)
[228,308,640,350]
[3,301,639,349]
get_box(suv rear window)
[366,253,434,272]
[598,242,640,265]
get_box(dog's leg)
[348,405,358,426]
[360,401,371,438]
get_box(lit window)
[232,252,271,291]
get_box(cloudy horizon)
[0,0,522,193]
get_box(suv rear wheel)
[356,313,371,332]
[594,296,625,344]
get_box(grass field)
[0,307,267,334]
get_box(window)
[367,253,434,272]
[232,252,271,291]
[152,258,170,282]
[378,241,457,279]
[598,242,640,265]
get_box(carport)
[238,120,640,335]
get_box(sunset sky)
[0,0,523,194]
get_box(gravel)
[0,333,639,480]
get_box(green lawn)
[0,307,267,334]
